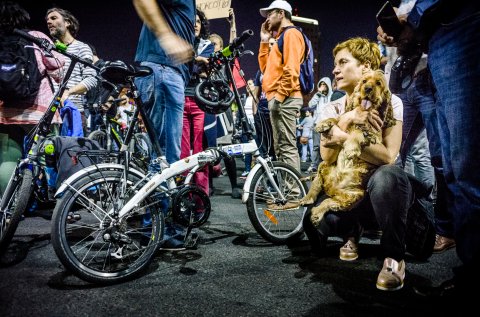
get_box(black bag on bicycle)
[47,136,103,188]
[0,32,42,104]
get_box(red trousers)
[181,96,209,195]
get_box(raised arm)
[228,8,237,43]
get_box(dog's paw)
[315,119,336,133]
[299,196,314,206]
[310,207,325,226]
[343,143,361,159]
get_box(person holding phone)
[258,0,306,174]
[378,0,480,303]
[380,0,454,259]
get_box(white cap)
[259,0,292,18]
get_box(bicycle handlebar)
[219,29,254,57]
[13,28,100,72]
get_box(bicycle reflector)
[194,79,234,114]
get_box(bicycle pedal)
[184,233,199,249]
[66,212,81,223]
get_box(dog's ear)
[382,88,396,128]
[346,91,361,112]
[383,82,392,105]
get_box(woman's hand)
[344,108,383,131]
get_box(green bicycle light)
[55,40,68,53]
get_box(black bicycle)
[0,30,106,256]
[87,96,152,171]
[0,29,154,257]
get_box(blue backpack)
[277,26,315,95]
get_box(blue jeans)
[398,68,453,238]
[428,11,480,279]
[402,130,434,190]
[398,69,436,185]
[135,62,185,165]
[301,138,313,162]
[309,130,321,170]
[135,62,185,239]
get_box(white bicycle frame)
[56,138,285,220]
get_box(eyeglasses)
[267,10,279,18]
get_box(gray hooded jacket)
[307,77,333,123]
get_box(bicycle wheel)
[246,161,308,244]
[0,169,33,255]
[51,169,164,284]
[171,185,211,228]
[88,130,107,149]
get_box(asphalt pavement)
[0,159,461,317]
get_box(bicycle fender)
[55,163,145,198]
[242,163,263,203]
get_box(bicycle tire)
[51,169,164,284]
[171,185,211,228]
[0,169,34,255]
[246,161,307,244]
[88,130,107,150]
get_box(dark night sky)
[13,0,391,84]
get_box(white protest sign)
[197,0,231,19]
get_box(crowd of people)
[1,0,479,306]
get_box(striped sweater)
[62,40,97,111]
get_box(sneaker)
[376,257,405,291]
[184,232,199,249]
[231,187,242,199]
[433,234,456,253]
[158,236,186,251]
[241,170,250,177]
[339,239,358,261]
[306,166,317,174]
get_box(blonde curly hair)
[333,37,381,71]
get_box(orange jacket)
[258,26,305,103]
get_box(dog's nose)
[364,86,372,94]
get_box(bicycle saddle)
[100,60,152,85]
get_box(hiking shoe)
[376,257,406,291]
[339,239,358,261]
[433,234,456,253]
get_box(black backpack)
[0,33,43,104]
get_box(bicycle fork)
[241,156,286,203]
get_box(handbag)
[299,136,309,145]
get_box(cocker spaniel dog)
[299,70,396,226]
